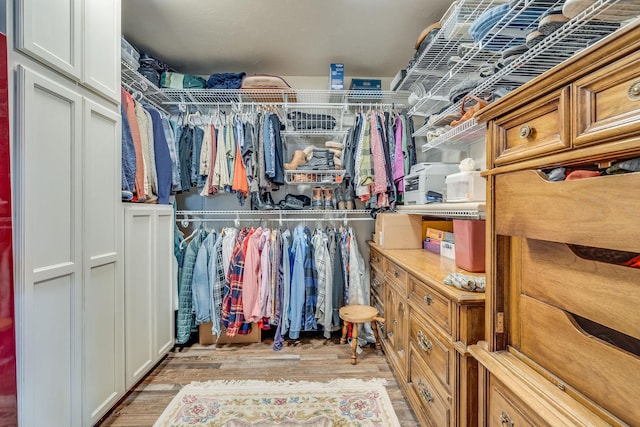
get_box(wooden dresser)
[369,242,485,427]
[470,20,640,426]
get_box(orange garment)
[231,140,249,196]
[565,170,600,180]
[121,88,146,200]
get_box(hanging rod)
[176,210,371,216]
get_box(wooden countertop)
[369,241,485,304]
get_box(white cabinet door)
[124,206,155,389]
[154,207,175,358]
[15,65,83,427]
[82,100,123,425]
[16,0,82,80]
[82,0,121,102]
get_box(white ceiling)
[122,0,457,79]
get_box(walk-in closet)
[3,1,640,426]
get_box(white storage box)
[441,241,456,260]
[445,171,486,202]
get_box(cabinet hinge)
[496,312,504,333]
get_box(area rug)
[153,378,401,426]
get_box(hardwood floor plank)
[97,333,421,426]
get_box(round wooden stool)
[339,305,385,365]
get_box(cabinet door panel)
[154,208,175,358]
[83,100,123,424]
[16,66,82,427]
[124,208,154,388]
[17,0,81,79]
[83,0,120,101]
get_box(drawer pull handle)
[372,278,379,287]
[417,331,433,352]
[629,81,640,100]
[392,318,397,325]
[519,124,533,139]
[424,294,434,305]
[393,270,399,278]
[417,380,434,403]
[500,412,514,427]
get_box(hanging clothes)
[176,226,208,345]
[121,88,146,200]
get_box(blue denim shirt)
[288,226,306,339]
[192,231,217,326]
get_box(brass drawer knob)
[500,412,514,427]
[417,331,433,352]
[519,124,533,139]
[417,380,434,403]
[424,294,434,305]
[629,81,640,100]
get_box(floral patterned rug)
[153,378,400,426]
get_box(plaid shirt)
[210,233,226,336]
[303,227,318,332]
[221,228,252,336]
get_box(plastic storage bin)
[453,219,485,272]
[121,36,140,69]
[445,171,486,202]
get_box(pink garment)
[259,229,272,319]
[370,113,387,195]
[242,228,263,322]
[393,115,405,192]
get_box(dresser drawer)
[493,87,570,166]
[410,355,451,427]
[520,239,640,341]
[408,275,452,336]
[370,266,385,300]
[495,169,640,253]
[488,376,547,427]
[574,51,640,147]
[517,295,640,426]
[370,247,383,271]
[409,312,454,393]
[385,259,407,293]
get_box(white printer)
[403,162,459,205]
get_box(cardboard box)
[421,220,453,241]
[199,322,261,345]
[330,63,344,90]
[375,213,422,249]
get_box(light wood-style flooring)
[97,330,420,426]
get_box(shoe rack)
[396,0,637,153]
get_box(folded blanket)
[206,72,246,89]
[444,272,485,292]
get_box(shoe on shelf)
[323,188,335,210]
[334,185,346,210]
[312,187,324,210]
[344,184,355,210]
[278,194,304,210]
[251,191,274,210]
[284,150,308,170]
[263,191,277,209]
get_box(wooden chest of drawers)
[369,243,485,427]
[474,20,640,427]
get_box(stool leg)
[340,321,349,345]
[371,320,381,351]
[351,322,359,365]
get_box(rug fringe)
[184,377,389,391]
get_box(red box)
[453,220,486,272]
